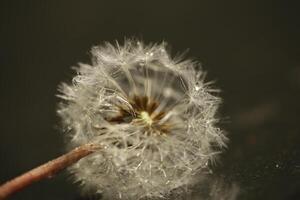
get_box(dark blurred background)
[1,0,300,199]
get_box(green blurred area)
[0,1,299,199]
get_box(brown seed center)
[107,95,170,134]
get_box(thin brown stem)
[0,143,100,200]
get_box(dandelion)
[57,40,227,199]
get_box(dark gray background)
[1,0,299,199]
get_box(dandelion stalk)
[0,143,100,200]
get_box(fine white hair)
[57,40,227,200]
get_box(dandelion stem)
[0,143,100,200]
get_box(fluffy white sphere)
[57,40,227,200]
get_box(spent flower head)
[57,40,227,199]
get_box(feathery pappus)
[57,40,227,200]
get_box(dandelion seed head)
[57,40,227,199]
